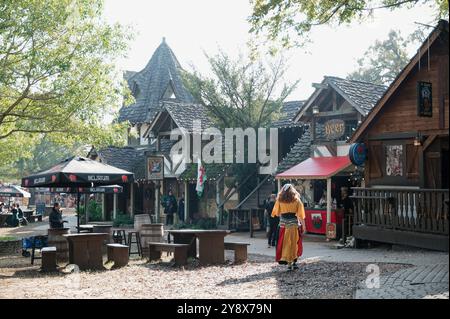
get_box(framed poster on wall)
[147,156,164,180]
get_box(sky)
[102,0,440,101]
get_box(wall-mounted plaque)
[147,156,164,180]
[324,119,345,140]
[417,81,432,117]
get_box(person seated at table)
[16,203,28,226]
[49,202,67,229]
[0,202,5,213]
[7,204,20,227]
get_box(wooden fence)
[351,187,449,235]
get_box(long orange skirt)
[276,224,303,264]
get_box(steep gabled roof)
[163,101,215,133]
[325,76,387,115]
[350,20,449,143]
[294,76,386,121]
[118,38,194,125]
[275,125,312,174]
[271,100,305,128]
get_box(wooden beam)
[422,134,438,151]
[313,109,357,118]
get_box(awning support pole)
[326,178,331,224]
[113,193,117,220]
[277,179,281,193]
[77,192,80,233]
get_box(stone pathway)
[355,263,449,299]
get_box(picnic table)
[63,233,108,270]
[167,229,230,265]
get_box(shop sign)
[147,156,164,180]
[324,119,345,140]
[349,143,367,166]
[417,81,432,117]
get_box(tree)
[182,50,299,199]
[347,29,425,85]
[249,0,448,48]
[0,0,132,166]
[182,50,299,129]
[0,136,83,182]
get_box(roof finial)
[162,37,166,43]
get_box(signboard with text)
[324,119,345,140]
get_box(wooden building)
[274,76,386,238]
[349,20,449,251]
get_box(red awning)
[276,156,352,180]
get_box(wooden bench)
[224,242,250,264]
[148,242,190,266]
[41,247,57,272]
[107,243,129,268]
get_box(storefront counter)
[304,208,344,236]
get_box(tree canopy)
[0,0,133,167]
[182,50,299,129]
[249,0,448,48]
[347,29,425,85]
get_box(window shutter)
[368,143,383,179]
[406,144,420,180]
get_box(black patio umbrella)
[21,156,134,232]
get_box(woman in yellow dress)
[272,183,306,270]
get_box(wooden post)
[113,193,117,220]
[155,181,161,223]
[277,179,281,192]
[85,194,89,223]
[326,178,331,224]
[130,183,134,218]
[101,194,105,221]
[184,181,189,223]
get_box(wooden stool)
[224,242,250,264]
[127,231,142,257]
[41,247,57,272]
[113,230,127,245]
[107,243,129,268]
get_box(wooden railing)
[227,208,265,237]
[351,187,449,235]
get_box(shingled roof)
[118,38,194,125]
[271,100,305,128]
[178,163,229,182]
[275,125,312,174]
[162,101,215,133]
[325,76,387,115]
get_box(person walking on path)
[178,193,185,223]
[266,194,279,248]
[272,184,306,270]
[163,190,177,226]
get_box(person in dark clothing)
[178,193,185,222]
[49,202,66,229]
[163,190,177,225]
[266,194,279,248]
[7,204,19,227]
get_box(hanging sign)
[349,143,367,166]
[147,156,164,180]
[324,119,345,140]
[417,81,432,117]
